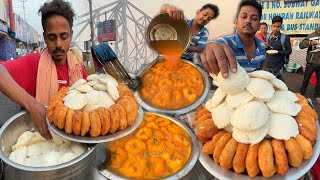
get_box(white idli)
[269,78,288,91]
[212,101,233,129]
[268,113,299,140]
[266,97,302,116]
[204,88,226,111]
[75,84,94,93]
[246,78,275,100]
[232,121,269,145]
[274,90,298,102]
[64,94,88,110]
[226,90,254,108]
[248,70,275,80]
[216,63,249,95]
[231,101,269,131]
[69,79,87,90]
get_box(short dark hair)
[260,22,267,27]
[38,0,75,32]
[33,45,38,50]
[237,0,262,20]
[272,16,283,24]
[200,4,220,19]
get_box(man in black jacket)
[264,16,292,80]
[299,28,320,102]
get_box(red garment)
[2,53,87,98]
[255,32,266,42]
[310,72,317,86]
[311,156,320,180]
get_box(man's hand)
[310,40,318,46]
[160,5,184,20]
[263,42,269,48]
[200,42,237,78]
[28,102,52,139]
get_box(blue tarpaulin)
[0,36,16,60]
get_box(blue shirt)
[215,32,266,72]
[181,19,209,60]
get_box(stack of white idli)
[64,73,119,111]
[9,129,86,167]
[205,64,301,145]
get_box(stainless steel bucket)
[0,111,96,180]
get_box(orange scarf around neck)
[36,48,83,105]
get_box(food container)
[284,63,301,73]
[95,112,200,180]
[199,122,320,180]
[134,57,211,115]
[146,14,191,52]
[0,111,96,180]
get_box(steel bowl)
[134,57,211,115]
[146,14,191,53]
[0,111,96,180]
[95,112,200,180]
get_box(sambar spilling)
[140,40,204,110]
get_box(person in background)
[299,27,320,102]
[160,3,219,64]
[33,45,39,53]
[200,0,266,73]
[264,16,292,80]
[255,22,268,43]
[0,0,87,138]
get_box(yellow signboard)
[259,0,320,35]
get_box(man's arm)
[200,41,237,78]
[299,33,317,49]
[185,46,203,53]
[0,65,51,139]
[278,35,292,56]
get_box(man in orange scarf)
[0,0,87,139]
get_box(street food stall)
[0,11,319,180]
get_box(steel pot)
[134,57,211,115]
[0,111,96,180]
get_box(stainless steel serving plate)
[95,112,200,180]
[134,57,211,115]
[46,107,144,144]
[199,122,320,180]
[0,111,96,180]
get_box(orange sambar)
[106,113,192,179]
[139,60,205,110]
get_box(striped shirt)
[215,32,266,73]
[181,19,209,60]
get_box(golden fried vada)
[96,107,110,136]
[213,133,232,163]
[258,140,276,178]
[295,134,313,160]
[284,137,303,167]
[72,111,83,136]
[219,138,238,170]
[202,131,226,155]
[295,116,317,135]
[233,143,249,174]
[57,106,68,129]
[65,108,74,134]
[246,142,261,177]
[81,110,90,136]
[108,106,120,133]
[89,110,101,137]
[114,104,128,131]
[298,126,317,145]
[271,139,288,176]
